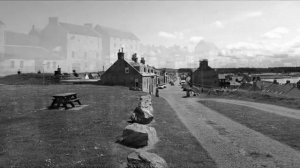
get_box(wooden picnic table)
[50,92,81,109]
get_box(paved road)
[160,84,300,168]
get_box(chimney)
[132,53,138,63]
[84,23,93,29]
[140,57,145,64]
[199,59,208,69]
[49,17,58,25]
[118,48,124,60]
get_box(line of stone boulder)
[116,94,168,168]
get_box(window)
[72,51,75,58]
[135,78,139,87]
[10,61,15,68]
[125,67,129,73]
[53,62,56,69]
[20,61,24,68]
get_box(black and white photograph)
[0,1,300,167]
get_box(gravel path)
[160,84,300,168]
[199,98,300,120]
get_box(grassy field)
[0,73,59,85]
[0,84,216,168]
[199,100,300,151]
[204,89,300,110]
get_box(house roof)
[4,31,39,46]
[59,22,100,37]
[102,58,155,78]
[95,25,139,40]
[129,61,145,67]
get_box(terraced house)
[101,49,157,94]
[0,17,140,76]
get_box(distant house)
[191,59,219,88]
[94,25,140,70]
[101,49,157,94]
[40,17,102,73]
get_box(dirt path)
[199,98,300,120]
[160,84,300,168]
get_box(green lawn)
[0,84,216,168]
[200,100,300,151]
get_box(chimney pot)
[118,48,124,60]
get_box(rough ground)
[160,83,300,168]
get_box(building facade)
[0,17,140,76]
[94,25,140,70]
[40,17,102,73]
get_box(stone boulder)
[117,123,158,148]
[130,107,154,124]
[127,151,168,168]
[140,95,152,102]
[138,95,153,114]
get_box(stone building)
[94,25,140,70]
[101,49,157,94]
[191,59,219,88]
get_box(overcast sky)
[1,1,300,68]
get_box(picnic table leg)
[50,99,57,109]
[63,103,68,110]
[69,102,75,107]
[76,100,81,105]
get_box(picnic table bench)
[50,92,81,109]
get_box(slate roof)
[129,61,144,67]
[95,25,139,40]
[59,22,100,37]
[4,31,39,46]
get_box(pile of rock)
[117,95,168,168]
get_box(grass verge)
[200,100,300,151]
[0,84,216,167]
[204,90,300,110]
